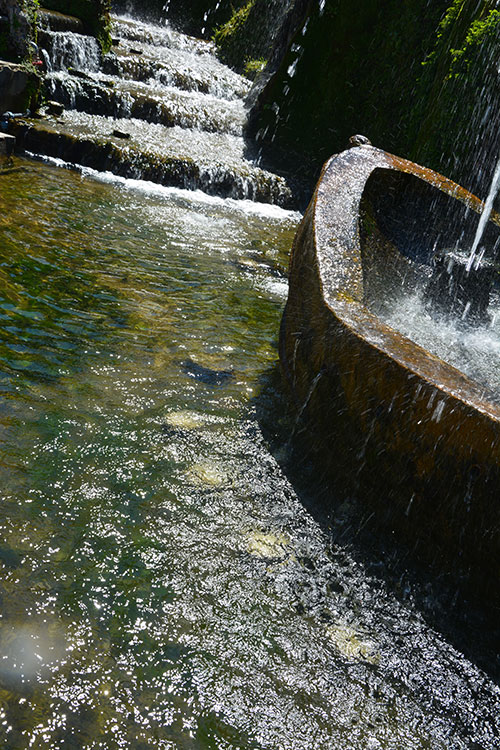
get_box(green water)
[0,157,498,749]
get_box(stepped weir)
[11,11,293,205]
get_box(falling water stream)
[467,154,500,272]
[0,10,499,750]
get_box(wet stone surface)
[2,9,500,750]
[21,14,292,207]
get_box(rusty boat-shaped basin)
[280,143,500,601]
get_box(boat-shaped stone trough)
[280,141,500,601]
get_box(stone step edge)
[44,77,244,135]
[38,9,86,34]
[8,120,295,208]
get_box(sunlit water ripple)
[0,158,498,749]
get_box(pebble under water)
[0,158,499,749]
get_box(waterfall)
[42,30,102,73]
[21,12,295,207]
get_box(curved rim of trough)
[302,144,500,423]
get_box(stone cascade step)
[10,112,294,206]
[44,72,247,135]
[110,16,210,55]
[102,45,250,100]
[38,8,86,34]
[13,12,294,205]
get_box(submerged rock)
[181,358,234,386]
[246,529,289,559]
[187,461,227,486]
[325,622,380,665]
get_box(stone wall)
[247,0,500,201]
[410,0,500,198]
[0,1,40,114]
[247,0,451,190]
[163,0,241,35]
[112,1,246,37]
[0,0,37,62]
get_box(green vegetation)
[214,1,255,71]
[41,0,112,52]
[244,57,267,80]
[248,0,500,197]
[157,0,246,38]
[213,0,290,75]
[410,0,500,190]
[0,0,37,62]
[449,9,500,74]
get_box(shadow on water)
[253,364,500,686]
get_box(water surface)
[0,158,498,749]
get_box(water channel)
[0,10,499,750]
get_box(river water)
[0,11,499,750]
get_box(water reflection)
[0,158,498,749]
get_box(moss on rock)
[411,0,500,196]
[243,57,267,80]
[214,0,293,75]
[248,0,451,186]
[41,0,111,51]
[0,1,42,111]
[0,0,38,62]
[248,0,500,200]
[159,0,247,38]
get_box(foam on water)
[376,286,500,400]
[42,30,102,73]
[25,152,301,222]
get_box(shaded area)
[247,0,500,202]
[254,363,500,686]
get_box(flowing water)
[27,14,293,206]
[0,10,499,750]
[467,154,500,273]
[373,282,500,402]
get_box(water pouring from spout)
[466,152,500,272]
[424,154,500,326]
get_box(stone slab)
[0,61,31,114]
[0,133,15,155]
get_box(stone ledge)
[38,8,85,33]
[0,133,15,154]
[0,60,36,114]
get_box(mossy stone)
[40,0,111,51]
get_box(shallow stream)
[0,156,498,749]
